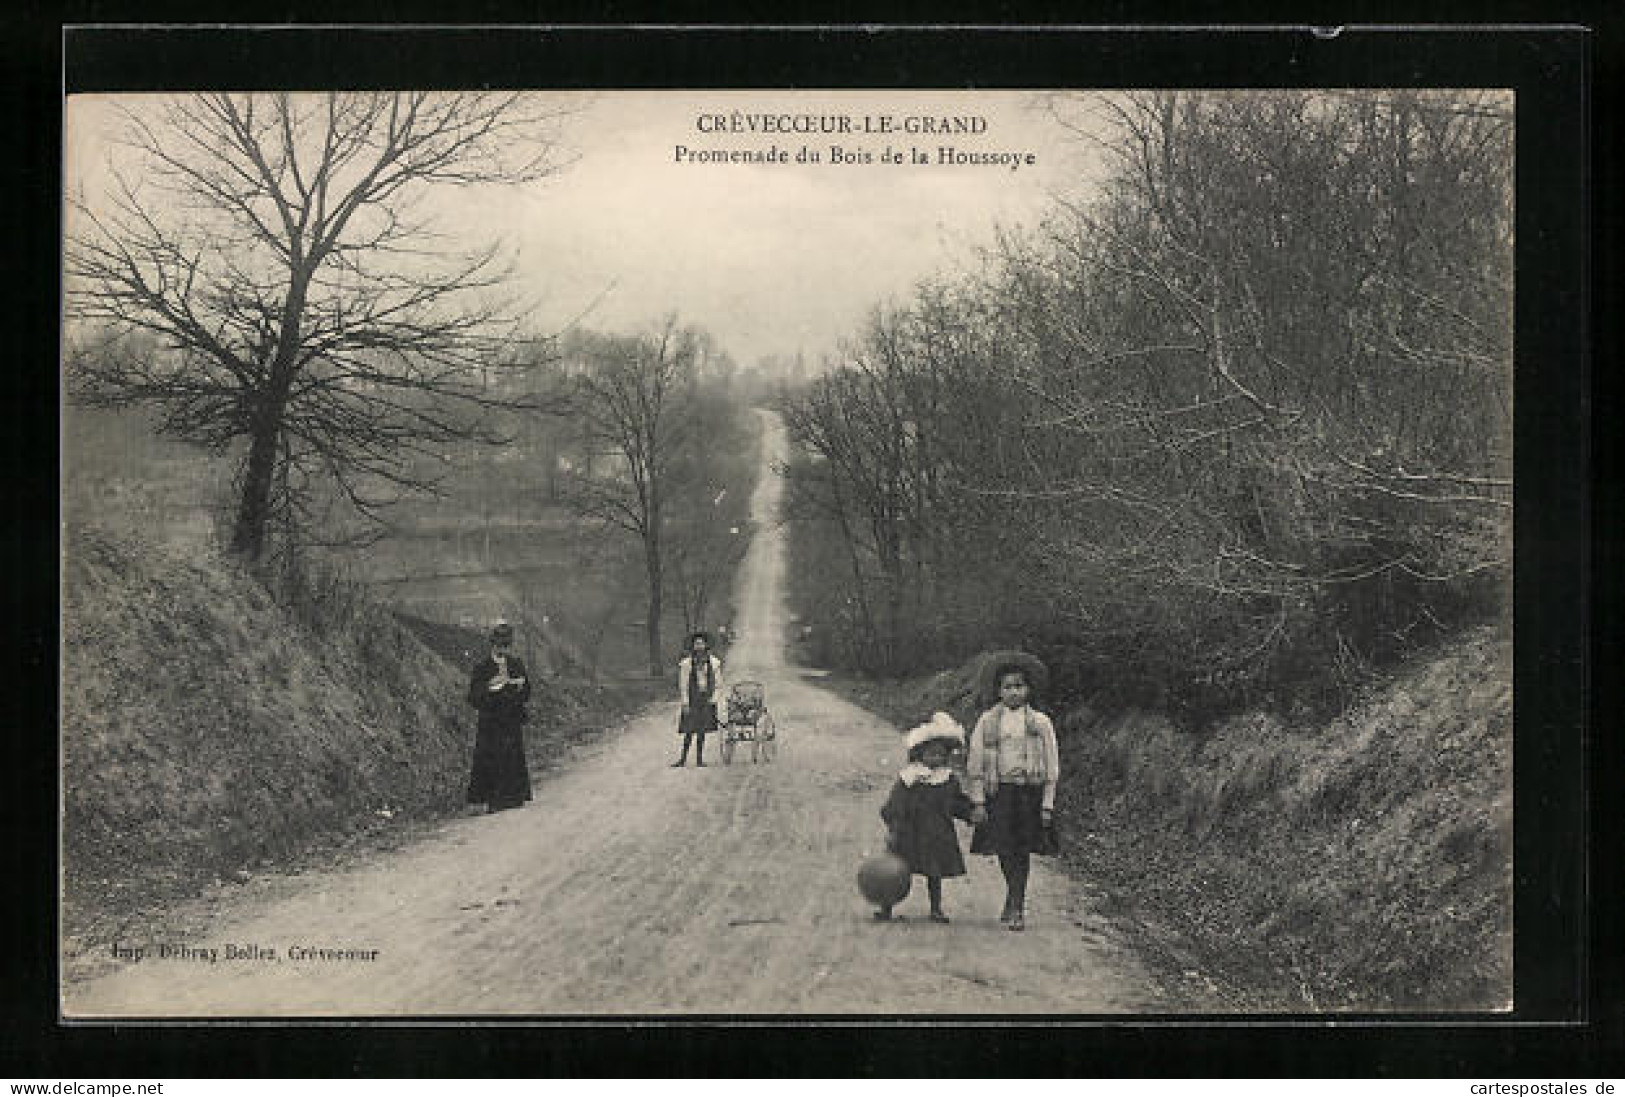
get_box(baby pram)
[719,680,777,764]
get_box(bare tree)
[561,317,701,676]
[1005,90,1512,687]
[65,92,572,561]
[784,89,1513,707]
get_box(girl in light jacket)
[671,631,726,767]
[966,655,1060,931]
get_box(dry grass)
[61,527,469,909]
[1061,627,1511,1011]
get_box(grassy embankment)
[787,506,1511,1012]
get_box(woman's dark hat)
[976,649,1049,705]
[490,620,514,642]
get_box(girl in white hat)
[875,712,975,923]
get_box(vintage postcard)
[60,79,1522,1020]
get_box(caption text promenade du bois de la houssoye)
[674,111,1040,172]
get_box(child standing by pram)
[671,631,725,768]
[875,713,975,923]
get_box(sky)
[66,90,1105,371]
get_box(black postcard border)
[8,16,1612,1078]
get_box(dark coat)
[466,655,533,808]
[880,773,974,879]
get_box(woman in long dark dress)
[466,621,533,812]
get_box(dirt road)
[64,410,1161,1017]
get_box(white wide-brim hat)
[904,711,966,754]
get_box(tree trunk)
[231,269,309,561]
[828,470,878,668]
[230,415,280,560]
[645,489,665,677]
[878,514,904,674]
[645,537,664,678]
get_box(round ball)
[856,852,912,906]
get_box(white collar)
[899,763,953,787]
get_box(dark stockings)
[876,876,946,922]
[674,730,707,766]
[997,852,1031,917]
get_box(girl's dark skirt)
[678,702,718,735]
[969,783,1056,857]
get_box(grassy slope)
[59,523,668,944]
[828,627,1512,1011]
[62,527,467,908]
[1061,626,1512,1011]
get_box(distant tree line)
[784,90,1512,714]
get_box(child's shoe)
[929,910,950,924]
